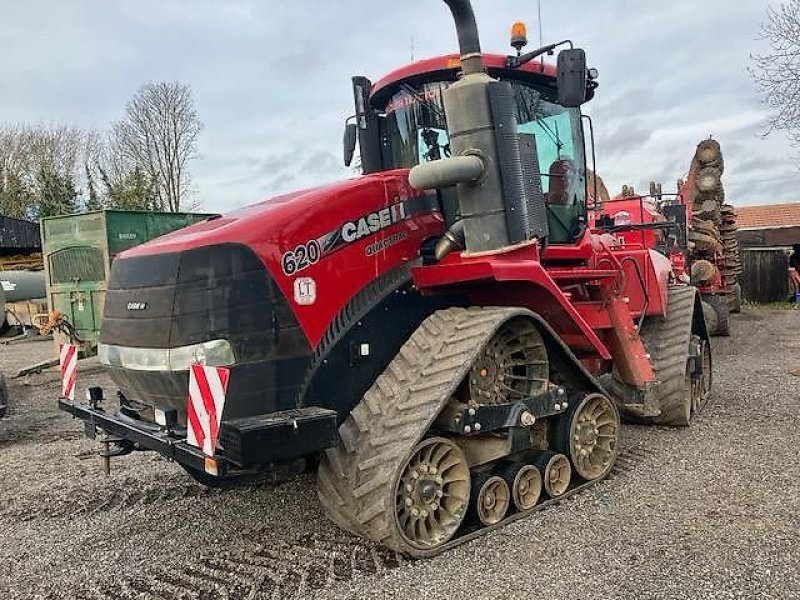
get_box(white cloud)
[0,0,794,210]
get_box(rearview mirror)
[343,122,357,167]
[557,48,588,108]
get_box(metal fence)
[740,248,790,303]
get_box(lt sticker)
[293,277,317,306]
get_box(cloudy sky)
[1,0,795,212]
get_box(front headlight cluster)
[98,339,235,372]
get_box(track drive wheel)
[468,318,548,404]
[554,393,620,481]
[470,473,511,526]
[705,294,730,337]
[395,437,471,550]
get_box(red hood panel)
[117,170,445,347]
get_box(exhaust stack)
[409,0,541,253]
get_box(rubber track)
[639,285,697,426]
[705,293,730,337]
[318,306,597,557]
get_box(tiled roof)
[734,202,800,230]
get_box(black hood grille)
[100,243,312,420]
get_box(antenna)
[537,0,544,68]
[411,36,415,62]
[537,0,543,48]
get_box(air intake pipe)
[442,0,483,75]
[408,0,533,254]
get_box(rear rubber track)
[640,285,698,426]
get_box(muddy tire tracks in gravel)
[0,477,225,522]
[72,531,405,600]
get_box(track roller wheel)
[470,473,510,526]
[395,437,471,551]
[501,462,542,511]
[534,451,571,498]
[554,393,620,481]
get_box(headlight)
[98,339,235,372]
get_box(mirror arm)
[506,39,573,68]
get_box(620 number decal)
[281,240,321,276]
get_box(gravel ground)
[0,308,798,600]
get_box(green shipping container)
[41,209,215,346]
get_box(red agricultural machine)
[596,139,741,337]
[60,1,712,556]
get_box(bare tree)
[751,1,800,138]
[111,82,202,212]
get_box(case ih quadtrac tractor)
[60,0,711,556]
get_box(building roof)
[734,202,800,230]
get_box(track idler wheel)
[534,451,571,498]
[395,437,471,551]
[501,462,542,511]
[470,473,511,526]
[554,393,620,481]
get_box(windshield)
[382,79,587,241]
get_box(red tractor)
[60,0,711,556]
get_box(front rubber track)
[317,306,613,557]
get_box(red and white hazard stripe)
[185,364,230,457]
[59,343,79,400]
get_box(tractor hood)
[119,172,408,263]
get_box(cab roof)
[370,53,574,109]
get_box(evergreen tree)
[99,166,159,210]
[83,164,103,211]
[32,167,79,219]
[0,167,34,219]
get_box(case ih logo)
[126,301,148,311]
[340,203,407,243]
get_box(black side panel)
[303,267,462,420]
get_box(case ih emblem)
[126,301,148,311]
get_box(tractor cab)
[347,35,597,247]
